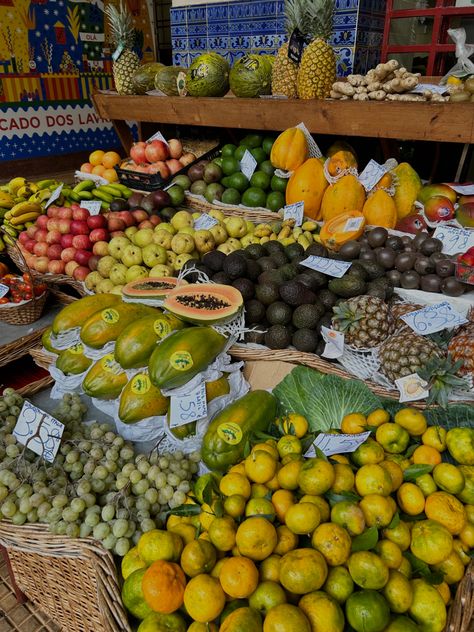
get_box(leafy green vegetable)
[273,366,381,432]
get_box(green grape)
[129,470,142,485]
[91,479,106,494]
[93,522,110,540]
[81,493,96,508]
[121,463,135,477]
[112,518,129,538]
[104,431,116,444]
[93,465,108,480]
[85,512,100,527]
[158,457,169,470]
[102,534,117,550]
[79,523,93,538]
[83,461,96,476]
[19,497,32,514]
[136,510,150,521]
[0,484,8,502]
[105,448,119,461]
[180,460,190,472]
[172,491,186,506]
[132,530,142,546]
[158,491,168,505]
[27,509,38,522]
[140,518,156,533]
[114,537,130,557]
[147,465,160,481]
[115,475,129,491]
[0,401,7,413]
[37,501,52,520]
[113,436,125,448]
[144,488,159,504]
[62,507,79,523]
[154,472,167,488]
[178,481,190,494]
[78,441,92,452]
[135,497,150,512]
[1,499,17,518]
[70,498,86,514]
[66,523,80,538]
[116,508,129,519]
[169,462,180,474]
[65,450,80,464]
[101,504,115,522]
[120,447,134,461]
[162,485,174,501]
[12,512,27,525]
[104,460,118,473]
[90,447,104,461]
[52,494,68,509]
[100,423,112,433]
[60,444,72,455]
[132,480,149,496]
[167,473,180,488]
[76,480,91,496]
[71,462,84,476]
[46,508,62,523]
[32,481,47,494]
[16,483,33,499]
[137,460,150,476]
[189,463,198,474]
[150,503,162,517]
[124,521,136,539]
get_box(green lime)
[271,175,288,193]
[222,188,241,205]
[262,136,276,155]
[221,156,240,176]
[250,170,271,190]
[250,147,267,164]
[242,187,267,208]
[221,176,233,188]
[266,191,285,211]
[260,160,275,177]
[228,172,249,192]
[234,145,248,161]
[213,157,223,168]
[222,143,237,157]
[242,134,263,148]
[121,568,153,620]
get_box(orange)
[273,524,298,555]
[330,501,365,536]
[366,408,390,427]
[266,469,281,491]
[382,569,412,613]
[168,523,197,546]
[396,482,425,516]
[351,438,384,466]
[138,529,183,565]
[453,538,472,565]
[92,164,106,177]
[183,574,225,623]
[245,450,277,484]
[385,454,411,471]
[355,463,392,497]
[277,435,302,458]
[224,494,246,519]
[435,581,451,605]
[142,560,186,614]
[228,462,246,476]
[330,463,355,493]
[263,603,311,632]
[297,458,335,495]
[466,504,474,524]
[298,591,345,632]
[397,556,412,578]
[219,606,262,630]
[394,408,427,436]
[199,502,219,531]
[359,494,394,528]
[102,151,121,168]
[80,162,93,173]
[122,568,153,620]
[425,491,467,535]
[375,423,410,454]
[219,556,259,598]
[330,454,350,465]
[412,445,442,465]
[245,497,276,521]
[210,558,226,579]
[409,578,447,632]
[271,489,295,522]
[341,413,366,434]
[259,554,281,582]
[379,460,403,492]
[346,591,390,632]
[432,462,465,494]
[415,473,438,497]
[410,519,453,564]
[103,168,118,182]
[460,523,474,548]
[323,566,354,604]
[180,540,216,578]
[220,472,251,499]
[235,517,277,561]
[208,516,236,552]
[251,483,270,498]
[277,460,302,490]
[432,550,465,584]
[248,581,287,616]
[280,548,328,594]
[276,413,309,439]
[301,495,330,522]
[348,551,389,590]
[121,546,146,580]
[312,523,352,566]
[285,502,321,535]
[137,612,186,632]
[422,425,447,451]
[375,540,403,569]
[382,521,411,551]
[252,441,280,460]
[188,623,218,632]
[89,149,105,166]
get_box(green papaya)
[80,303,158,349]
[41,326,60,354]
[201,390,276,471]
[56,343,92,375]
[82,353,127,399]
[115,313,185,369]
[52,294,121,334]
[148,327,227,390]
[119,372,169,423]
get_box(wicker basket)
[0,326,49,368]
[185,193,280,223]
[0,522,131,632]
[0,292,48,326]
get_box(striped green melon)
[229,54,273,98]
[154,66,184,96]
[186,53,229,97]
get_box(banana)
[302,220,318,232]
[73,180,95,193]
[113,183,132,198]
[254,227,272,238]
[97,184,123,197]
[64,189,81,202]
[292,227,303,238]
[92,190,114,203]
[25,221,35,228]
[10,212,40,226]
[77,190,93,200]
[304,230,313,243]
[8,177,26,195]
[2,224,18,238]
[0,208,9,219]
[0,191,14,208]
[281,237,296,246]
[2,233,15,246]
[36,179,56,190]
[17,184,38,198]
[9,201,42,218]
[29,189,52,203]
[297,235,311,249]
[269,232,278,240]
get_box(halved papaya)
[319,211,366,251]
[122,277,186,300]
[163,283,243,325]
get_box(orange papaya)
[363,189,397,229]
[321,175,366,222]
[270,128,308,171]
[320,211,366,251]
[286,158,328,220]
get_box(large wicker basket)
[185,192,280,223]
[0,290,48,326]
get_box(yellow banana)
[2,233,15,246]
[10,212,40,226]
[9,201,42,217]
[278,226,292,239]
[2,224,18,237]
[313,234,322,243]
[0,191,14,208]
[269,232,278,240]
[17,184,38,198]
[304,230,313,242]
[293,227,303,238]
[8,177,27,195]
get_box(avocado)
[202,250,226,272]
[280,263,298,281]
[292,302,325,329]
[270,251,289,267]
[212,271,232,285]
[279,281,317,306]
[223,253,248,279]
[292,328,319,352]
[244,330,266,344]
[315,312,333,334]
[348,262,369,281]
[285,243,305,260]
[357,260,385,280]
[256,282,280,306]
[303,270,328,289]
[306,243,328,258]
[295,274,321,293]
[246,260,262,282]
[232,278,255,301]
[318,289,338,310]
[328,275,367,298]
[258,257,278,272]
[245,244,266,260]
[245,299,266,324]
[266,301,293,326]
[263,240,284,255]
[258,269,284,285]
[265,325,292,349]
[367,277,394,300]
[182,261,211,282]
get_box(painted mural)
[0,0,154,162]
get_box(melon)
[163,283,243,325]
[154,66,184,96]
[133,62,165,95]
[186,53,230,97]
[122,277,186,301]
[229,54,272,98]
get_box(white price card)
[395,374,430,403]
[194,213,219,230]
[301,255,351,278]
[400,301,468,336]
[283,201,304,226]
[359,159,388,192]
[240,150,258,181]
[169,382,208,429]
[13,401,64,463]
[432,225,474,256]
[80,200,102,215]
[343,216,365,232]
[147,130,169,146]
[444,183,474,196]
[306,431,371,457]
[321,326,345,359]
[0,283,9,298]
[411,83,447,95]
[45,184,63,209]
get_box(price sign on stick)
[240,150,258,180]
[301,255,351,278]
[45,184,63,209]
[147,130,169,146]
[283,202,304,226]
[400,301,467,336]
[0,283,9,298]
[306,431,371,457]
[359,160,387,192]
[433,225,474,256]
[80,200,102,215]
[194,214,219,230]
[13,401,64,463]
[169,382,208,428]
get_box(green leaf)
[273,366,382,432]
[404,552,444,585]
[351,527,379,552]
[166,504,201,517]
[325,491,361,507]
[403,465,433,481]
[202,478,219,507]
[388,512,400,529]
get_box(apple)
[138,220,154,230]
[35,229,48,243]
[61,247,77,263]
[132,228,154,248]
[424,196,455,222]
[125,264,148,283]
[108,236,131,260]
[110,230,126,238]
[109,263,128,285]
[18,231,29,245]
[210,224,228,245]
[107,217,126,232]
[46,230,61,245]
[97,255,116,278]
[122,244,143,267]
[180,153,196,167]
[174,253,194,271]
[72,207,90,221]
[57,207,73,219]
[24,239,37,253]
[153,229,173,250]
[125,226,138,239]
[142,243,167,268]
[225,217,247,238]
[166,251,177,266]
[226,238,241,250]
[26,225,38,239]
[88,254,101,271]
[241,234,260,247]
[130,141,147,164]
[158,223,176,234]
[167,159,182,175]
[34,256,50,273]
[47,244,62,260]
[61,234,74,248]
[209,209,225,222]
[118,211,135,227]
[36,215,49,230]
[194,229,216,254]
[179,226,195,236]
[217,242,236,255]
[73,265,90,281]
[131,209,149,223]
[87,214,107,230]
[150,161,170,179]
[93,241,109,256]
[74,249,92,267]
[34,242,49,256]
[170,210,193,230]
[48,260,66,274]
[149,215,161,226]
[96,278,115,293]
[72,234,92,250]
[85,271,103,292]
[171,232,195,255]
[47,206,59,218]
[70,220,89,235]
[89,228,109,243]
[150,264,173,277]
[145,139,169,163]
[47,218,59,232]
[65,260,80,276]
[167,138,183,159]
[57,219,72,234]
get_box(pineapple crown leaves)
[332,301,364,332]
[284,0,333,41]
[417,354,470,409]
[105,1,136,49]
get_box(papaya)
[270,127,308,172]
[80,303,158,349]
[286,158,328,220]
[219,607,262,632]
[115,314,185,370]
[163,283,243,325]
[321,174,366,222]
[119,372,169,423]
[320,211,365,251]
[362,189,397,229]
[326,150,358,178]
[82,353,127,399]
[201,390,276,471]
[149,327,227,390]
[41,326,60,354]
[392,162,422,219]
[52,294,121,335]
[56,343,92,375]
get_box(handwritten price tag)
[147,130,169,146]
[306,431,371,457]
[0,283,9,299]
[400,301,468,336]
[240,150,258,181]
[169,382,208,429]
[194,213,219,230]
[359,159,388,192]
[13,401,64,463]
[321,326,345,359]
[45,184,63,209]
[395,374,430,403]
[344,216,365,232]
[432,225,474,256]
[283,201,304,226]
[80,200,102,215]
[301,255,351,278]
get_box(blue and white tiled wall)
[170,0,386,76]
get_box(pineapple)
[390,301,423,331]
[448,308,474,377]
[105,2,140,96]
[418,356,469,407]
[297,0,336,99]
[332,295,393,349]
[271,0,305,98]
[378,332,444,383]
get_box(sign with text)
[13,401,64,463]
[359,159,387,192]
[283,201,304,226]
[80,200,102,215]
[301,255,351,278]
[194,214,219,230]
[240,150,258,180]
[169,382,208,428]
[400,301,468,335]
[306,431,371,457]
[433,225,474,256]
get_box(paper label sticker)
[283,201,304,226]
[69,343,84,355]
[177,71,187,96]
[101,308,120,324]
[13,401,64,463]
[80,200,102,215]
[240,150,258,180]
[0,283,9,298]
[305,431,371,457]
[288,28,305,63]
[321,326,345,359]
[101,354,123,374]
[169,350,193,371]
[359,160,388,192]
[147,130,169,146]
[45,184,63,209]
[400,301,468,336]
[395,374,429,403]
[217,422,242,445]
[301,255,351,278]
[411,83,447,95]
[131,373,151,395]
[194,213,219,230]
[154,318,171,338]
[344,216,365,232]
[432,225,474,256]
[169,382,207,428]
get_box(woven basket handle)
[0,227,39,307]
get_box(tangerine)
[433,550,465,584]
[138,529,183,565]
[142,560,186,614]
[359,494,394,528]
[422,426,447,452]
[235,517,277,561]
[248,581,287,616]
[330,501,365,536]
[331,463,355,493]
[435,581,451,605]
[323,566,354,604]
[276,413,309,438]
[279,548,328,594]
[297,458,335,495]
[409,578,447,632]
[383,520,411,551]
[347,551,389,590]
[121,545,146,580]
[180,540,217,577]
[273,525,298,555]
[345,589,390,632]
[341,413,366,434]
[396,483,425,516]
[351,438,384,466]
[415,473,438,497]
[433,463,465,494]
[224,494,246,519]
[259,554,281,582]
[379,460,404,492]
[412,445,442,465]
[277,435,302,458]
[300,495,330,521]
[298,591,344,632]
[262,603,311,632]
[122,568,153,620]
[271,489,295,522]
[382,569,412,613]
[375,539,403,569]
[220,472,251,499]
[219,556,259,598]
[394,408,427,436]
[311,522,352,566]
[277,460,302,490]
[366,408,390,427]
[137,612,186,632]
[355,463,392,496]
[410,519,453,564]
[252,441,280,460]
[183,574,225,623]
[285,502,321,534]
[425,491,467,534]
[245,497,276,521]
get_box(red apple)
[424,196,455,222]
[61,247,77,263]
[74,249,92,267]
[110,230,126,238]
[131,209,149,223]
[70,220,89,235]
[107,217,126,232]
[57,207,73,219]
[87,214,107,230]
[47,244,62,260]
[24,239,37,253]
[93,241,109,256]
[47,218,59,232]
[130,141,147,164]
[166,158,182,175]
[72,207,90,221]
[24,254,36,267]
[180,152,196,167]
[88,255,101,271]
[153,161,170,179]
[73,265,89,281]
[18,231,29,245]
[46,230,62,245]
[47,206,59,218]
[70,203,80,211]
[138,220,154,230]
[149,215,161,226]
[48,260,66,274]
[35,215,49,230]
[60,234,74,248]
[34,256,50,273]
[65,261,80,276]
[145,140,169,163]
[118,211,135,227]
[35,228,48,243]
[72,234,92,250]
[167,138,183,159]
[26,225,38,239]
[57,219,72,234]
[89,228,109,243]
[33,242,49,256]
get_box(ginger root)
[347,74,366,87]
[368,90,387,100]
[331,82,355,96]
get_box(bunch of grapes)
[52,393,88,434]
[0,389,200,557]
